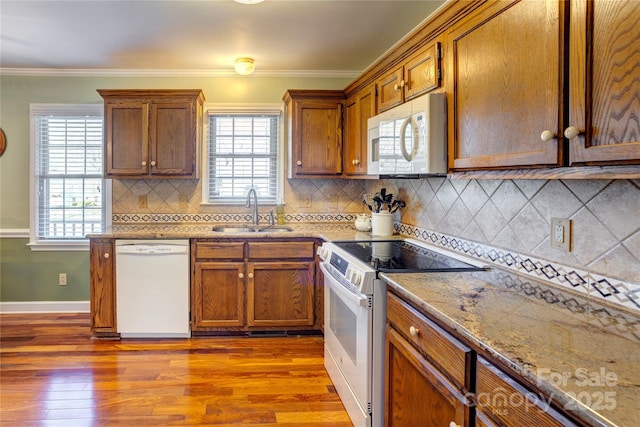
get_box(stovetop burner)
[332,240,485,273]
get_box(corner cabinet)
[89,239,117,336]
[98,89,205,179]
[343,85,376,177]
[191,238,321,334]
[376,41,442,113]
[283,90,345,178]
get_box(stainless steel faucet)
[246,187,259,226]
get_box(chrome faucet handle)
[269,210,275,226]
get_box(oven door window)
[330,288,358,363]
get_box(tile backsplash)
[112,177,640,309]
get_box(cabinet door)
[567,0,640,165]
[290,98,343,176]
[90,239,116,334]
[446,0,563,170]
[344,86,376,176]
[404,42,441,101]
[386,327,470,427]
[104,99,149,176]
[193,262,245,329]
[247,261,315,327]
[149,99,197,176]
[377,67,404,112]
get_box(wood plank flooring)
[0,313,353,426]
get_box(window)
[205,107,281,204]
[30,104,109,250]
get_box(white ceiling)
[0,0,446,77]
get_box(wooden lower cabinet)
[248,261,315,327]
[191,238,320,333]
[475,357,577,427]
[89,239,117,336]
[386,327,470,427]
[193,261,245,328]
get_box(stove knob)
[352,271,362,285]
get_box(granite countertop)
[87,222,387,242]
[381,269,640,427]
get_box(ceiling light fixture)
[233,0,265,4]
[234,57,255,75]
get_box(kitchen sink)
[211,225,294,233]
[211,225,256,233]
[256,225,293,232]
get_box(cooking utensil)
[362,194,374,212]
[390,200,405,213]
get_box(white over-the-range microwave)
[367,92,447,176]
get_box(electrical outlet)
[550,218,571,251]
[178,194,188,210]
[300,194,312,208]
[138,195,148,208]
[58,273,67,286]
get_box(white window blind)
[31,105,105,243]
[207,113,279,203]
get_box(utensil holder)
[371,212,394,236]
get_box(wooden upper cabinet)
[283,90,345,178]
[376,41,442,113]
[344,85,376,176]
[98,89,205,179]
[567,0,640,165]
[446,0,564,171]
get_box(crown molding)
[0,67,360,79]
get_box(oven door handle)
[320,262,370,308]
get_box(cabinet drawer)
[195,241,245,260]
[248,241,315,260]
[386,291,472,391]
[476,357,577,426]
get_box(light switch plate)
[551,218,571,251]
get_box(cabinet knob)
[564,126,581,140]
[394,83,399,91]
[238,273,244,279]
[296,160,302,166]
[103,253,110,259]
[449,422,461,427]
[150,160,156,166]
[400,79,405,88]
[352,159,360,165]
[141,161,147,166]
[540,130,555,142]
[409,326,419,337]
[248,273,254,279]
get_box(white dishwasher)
[116,240,190,338]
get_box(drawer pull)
[103,253,110,259]
[409,326,419,337]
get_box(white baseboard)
[0,301,90,313]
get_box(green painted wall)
[0,74,352,302]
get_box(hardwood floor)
[0,313,353,426]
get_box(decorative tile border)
[397,222,640,314]
[113,212,357,224]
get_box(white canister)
[371,212,394,236]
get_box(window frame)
[201,104,285,206]
[29,104,111,251]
